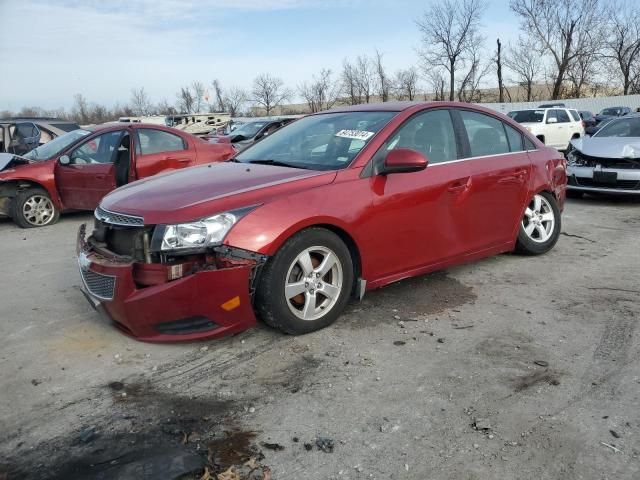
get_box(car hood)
[570,136,640,158]
[0,153,32,172]
[100,161,337,224]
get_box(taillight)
[581,120,586,128]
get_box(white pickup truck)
[508,108,584,150]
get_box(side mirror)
[546,117,558,124]
[59,155,70,165]
[381,148,428,175]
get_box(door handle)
[95,174,106,180]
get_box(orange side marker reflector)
[221,296,241,311]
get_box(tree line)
[3,0,640,124]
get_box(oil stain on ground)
[343,271,476,328]
[4,380,260,480]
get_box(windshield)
[508,110,545,123]
[23,129,91,160]
[235,111,396,170]
[600,108,622,116]
[593,117,640,138]
[231,122,267,139]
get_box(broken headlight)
[152,206,258,253]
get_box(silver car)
[567,114,640,196]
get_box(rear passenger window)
[136,129,186,155]
[569,110,580,122]
[384,109,457,164]
[504,124,524,152]
[555,110,570,123]
[524,137,536,150]
[460,110,509,157]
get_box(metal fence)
[479,94,640,115]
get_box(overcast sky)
[0,0,520,111]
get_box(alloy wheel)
[522,194,555,243]
[284,246,343,321]
[22,195,55,226]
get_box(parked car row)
[75,101,567,342]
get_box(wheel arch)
[0,179,61,213]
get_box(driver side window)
[70,131,122,165]
[384,109,458,164]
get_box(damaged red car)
[77,102,566,342]
[0,124,235,228]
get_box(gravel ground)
[0,197,638,480]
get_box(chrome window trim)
[427,149,536,167]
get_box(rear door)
[133,128,196,178]
[362,108,474,277]
[455,109,531,252]
[55,130,123,209]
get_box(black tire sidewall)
[516,191,561,255]
[255,228,354,335]
[11,188,60,229]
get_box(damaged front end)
[567,148,640,193]
[76,208,268,342]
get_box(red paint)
[0,123,235,212]
[79,102,566,342]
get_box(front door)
[361,109,474,280]
[55,130,123,210]
[456,109,531,251]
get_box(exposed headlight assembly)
[151,206,257,253]
[566,149,578,165]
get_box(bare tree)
[191,81,206,113]
[251,74,291,116]
[211,79,226,111]
[510,0,605,100]
[341,59,362,105]
[156,99,177,115]
[130,87,151,116]
[72,93,90,124]
[504,35,541,102]
[394,67,419,100]
[177,86,195,114]
[495,39,505,102]
[416,0,486,101]
[427,69,448,101]
[355,55,374,103]
[223,87,247,116]
[603,0,640,94]
[457,46,492,102]
[373,50,391,102]
[567,50,601,97]
[299,69,339,113]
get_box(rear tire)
[255,228,354,335]
[515,191,561,255]
[11,188,60,228]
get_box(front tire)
[515,191,561,255]
[255,228,354,335]
[11,188,60,228]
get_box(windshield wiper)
[244,159,306,169]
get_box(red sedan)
[0,123,235,227]
[77,102,566,342]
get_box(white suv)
[508,108,584,150]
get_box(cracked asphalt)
[0,197,638,479]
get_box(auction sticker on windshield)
[335,129,375,141]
